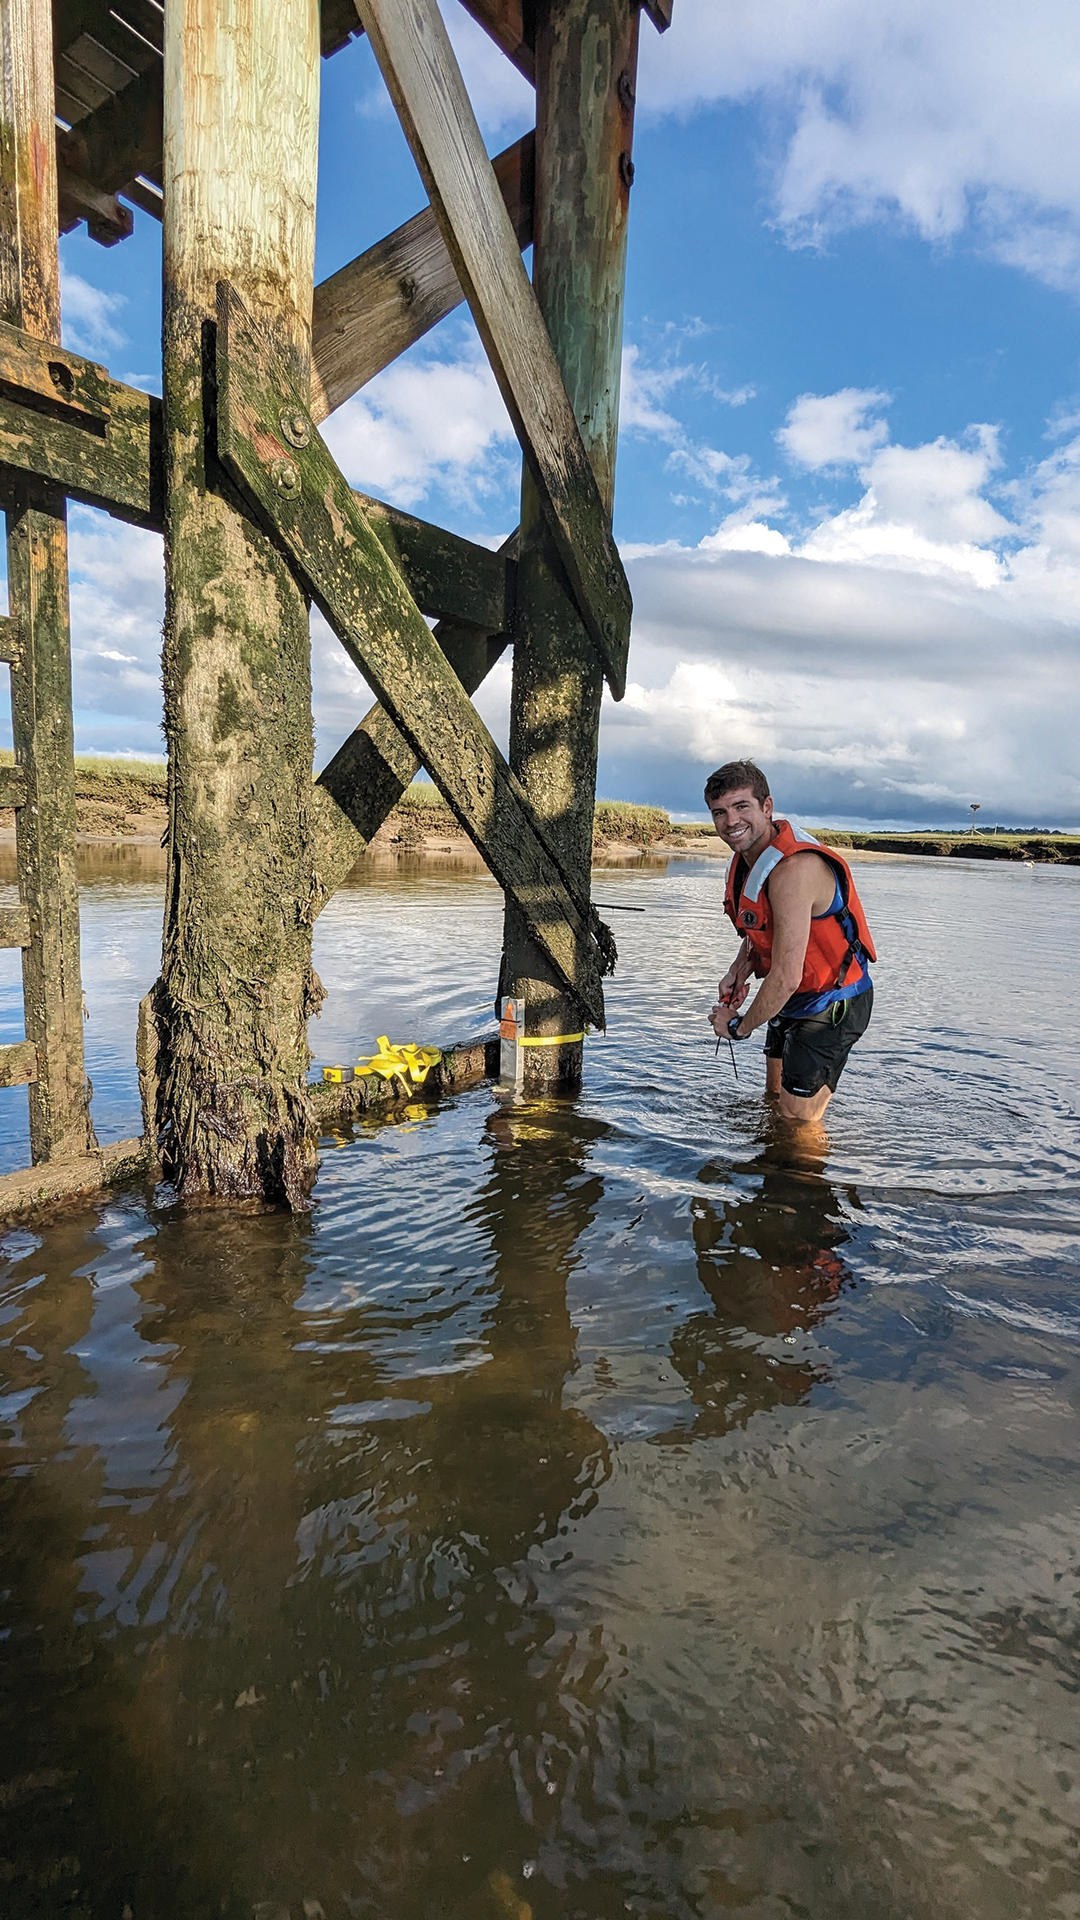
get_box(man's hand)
[710,993,745,1036]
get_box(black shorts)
[763,985,873,1098]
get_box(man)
[706,759,875,1124]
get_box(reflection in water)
[0,1110,616,1919]
[668,1134,854,1440]
[3,857,1080,1920]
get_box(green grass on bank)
[395,784,671,846]
[670,821,1080,861]
[0,750,167,805]
[3,759,1075,860]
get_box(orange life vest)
[723,819,877,1016]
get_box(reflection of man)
[667,1140,853,1440]
[705,759,876,1124]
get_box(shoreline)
[0,829,1068,868]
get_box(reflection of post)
[0,1116,613,1915]
[666,1141,856,1441]
[0,1214,238,1913]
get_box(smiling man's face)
[706,785,775,861]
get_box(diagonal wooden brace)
[215,281,606,1028]
[355,0,633,699]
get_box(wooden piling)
[0,0,95,1161]
[151,0,323,1204]
[501,0,639,1090]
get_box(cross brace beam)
[215,282,604,1025]
[356,0,632,698]
[0,317,513,623]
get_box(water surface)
[2,852,1079,1919]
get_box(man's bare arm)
[733,856,823,1035]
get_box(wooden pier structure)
[0,0,671,1207]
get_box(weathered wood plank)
[0,903,30,946]
[642,0,673,28]
[57,62,163,193]
[355,0,632,697]
[357,491,513,629]
[1,0,95,1163]
[0,316,112,421]
[0,1039,37,1086]
[310,132,534,421]
[0,320,163,527]
[0,764,27,807]
[502,0,640,1090]
[217,282,604,1026]
[0,611,17,662]
[56,163,134,243]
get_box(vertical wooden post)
[0,0,95,1161]
[153,0,322,1204]
[501,0,639,1091]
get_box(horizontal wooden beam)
[0,1040,38,1088]
[56,162,133,245]
[0,332,515,640]
[310,131,534,421]
[355,0,631,697]
[0,766,28,809]
[217,281,604,1025]
[358,492,513,629]
[0,905,30,947]
[642,0,673,28]
[0,320,163,527]
[0,615,18,664]
[0,321,112,423]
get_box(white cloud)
[599,402,1080,824]
[639,0,1080,294]
[60,270,127,358]
[778,389,891,471]
[10,376,1080,828]
[321,340,517,509]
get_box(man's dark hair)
[704,759,770,805]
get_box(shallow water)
[2,851,1079,1919]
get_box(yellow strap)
[518,1031,585,1047]
[355,1037,443,1085]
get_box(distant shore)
[1,757,1076,864]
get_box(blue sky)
[33,0,1080,826]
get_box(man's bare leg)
[765,1059,782,1098]
[778,1084,833,1127]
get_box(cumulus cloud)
[601,394,1080,825]
[638,0,1080,294]
[778,389,891,471]
[60,270,127,358]
[11,375,1080,828]
[321,338,517,511]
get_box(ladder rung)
[0,905,30,948]
[0,766,28,809]
[0,1039,37,1087]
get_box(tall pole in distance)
[0,0,95,1161]
[152,0,323,1203]
[500,0,639,1092]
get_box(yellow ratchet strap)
[355,1037,443,1085]
[519,1031,585,1047]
